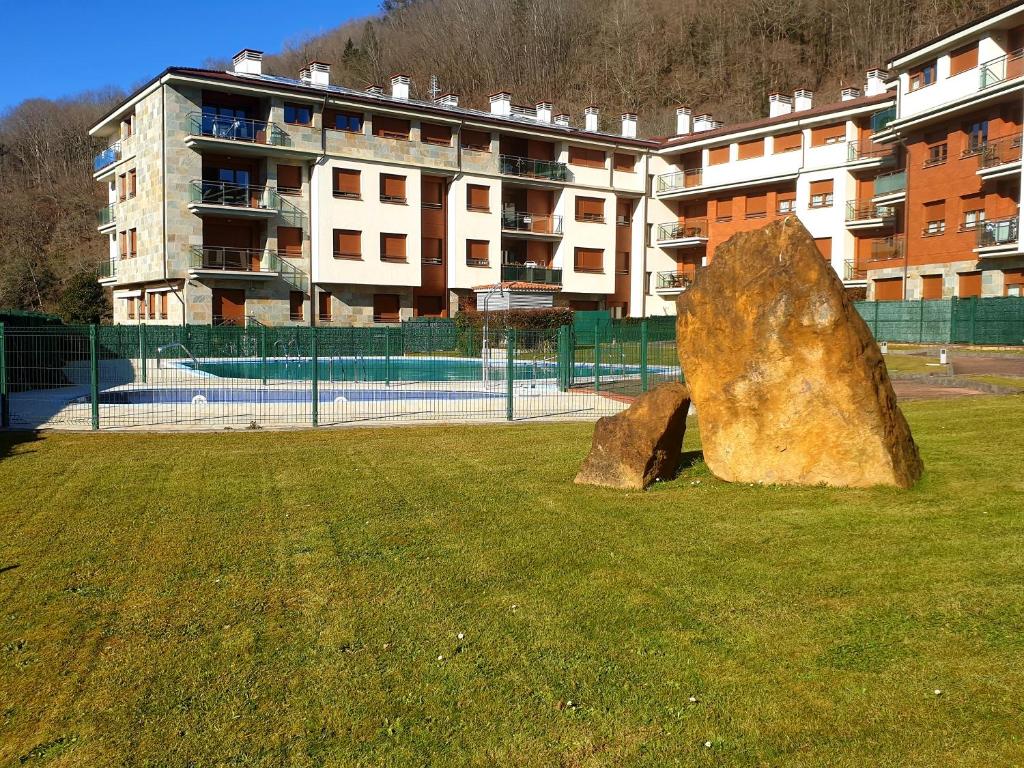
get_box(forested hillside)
[0,0,1006,315]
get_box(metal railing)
[844,260,866,281]
[845,201,897,222]
[93,141,121,172]
[656,169,702,193]
[976,135,1024,169]
[189,246,275,274]
[656,270,692,290]
[500,263,562,284]
[847,139,895,162]
[97,260,116,280]
[97,204,115,227]
[977,216,1019,248]
[187,112,290,147]
[500,210,563,234]
[868,235,905,261]
[871,106,896,133]
[188,180,305,224]
[656,220,708,241]
[498,154,569,181]
[873,169,906,197]
[980,48,1024,89]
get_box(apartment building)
[90,53,655,326]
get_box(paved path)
[892,380,989,401]
[951,356,1024,376]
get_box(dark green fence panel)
[855,298,1024,345]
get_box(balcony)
[843,259,867,283]
[93,142,121,173]
[870,106,896,134]
[187,180,305,225]
[976,135,1023,178]
[189,246,308,290]
[872,170,906,201]
[500,263,562,284]
[498,154,568,182]
[97,259,117,283]
[845,201,897,228]
[980,49,1024,90]
[186,112,290,148]
[846,139,895,166]
[656,219,708,247]
[656,169,702,195]
[868,235,905,262]
[976,216,1019,253]
[96,204,116,231]
[500,210,563,237]
[654,270,693,294]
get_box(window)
[422,237,443,264]
[373,294,401,323]
[373,115,411,140]
[745,193,767,219]
[160,293,168,320]
[923,200,946,236]
[466,239,489,266]
[874,277,904,301]
[965,120,989,154]
[575,196,605,223]
[467,184,489,211]
[117,173,127,201]
[332,168,360,199]
[325,109,363,132]
[613,152,635,171]
[910,61,937,90]
[289,291,304,321]
[278,226,303,257]
[811,124,847,146]
[420,122,452,146]
[814,237,832,260]
[949,43,979,76]
[422,178,444,208]
[148,292,156,320]
[128,168,137,199]
[277,165,302,194]
[716,197,733,222]
[121,114,134,139]
[461,128,491,152]
[616,199,632,226]
[128,228,137,257]
[777,192,796,214]
[921,274,943,300]
[962,208,986,230]
[958,270,982,298]
[574,247,604,273]
[737,139,764,159]
[380,174,407,204]
[809,180,834,208]
[333,229,361,259]
[380,233,407,262]
[707,145,730,165]
[126,296,135,319]
[414,295,445,317]
[318,291,332,322]
[924,141,948,167]
[568,146,606,168]
[774,132,802,153]
[283,102,312,126]
[118,231,128,259]
[615,251,630,274]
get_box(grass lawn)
[1,397,1023,766]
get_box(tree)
[57,270,109,324]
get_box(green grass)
[881,352,950,376]
[960,374,1024,392]
[1,398,1023,766]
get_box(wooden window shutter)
[814,237,832,260]
[373,294,401,321]
[380,174,406,202]
[737,139,763,159]
[921,274,943,300]
[716,197,733,220]
[925,199,946,219]
[950,43,979,76]
[318,291,332,321]
[420,122,452,145]
[569,146,605,168]
[466,239,489,265]
[460,129,491,151]
[118,231,128,258]
[775,132,802,153]
[289,291,304,320]
[958,271,982,297]
[333,168,360,197]
[160,293,168,319]
[333,229,361,258]
[467,185,489,211]
[373,115,410,139]
[809,179,834,196]
[277,165,302,192]
[811,123,847,146]
[708,145,730,165]
[575,196,605,222]
[380,233,407,261]
[874,277,904,301]
[613,152,635,171]
[745,194,767,217]
[278,226,302,257]
[574,247,604,272]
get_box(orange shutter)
[716,197,733,220]
[318,291,332,321]
[958,271,982,297]
[921,274,943,299]
[775,132,802,153]
[708,145,730,165]
[466,239,489,265]
[460,129,491,151]
[574,247,604,272]
[874,277,904,301]
[613,152,635,171]
[569,146,606,168]
[745,194,767,218]
[949,43,979,76]
[814,237,832,260]
[333,168,360,197]
[277,165,302,192]
[420,122,452,145]
[373,115,410,139]
[575,196,605,222]
[467,185,489,211]
[737,139,763,159]
[380,233,407,261]
[811,123,847,146]
[380,174,406,202]
[333,229,361,258]
[278,226,303,257]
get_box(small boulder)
[575,383,691,490]
[675,216,923,489]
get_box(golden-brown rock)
[675,216,923,489]
[575,383,691,490]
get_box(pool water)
[90,387,503,405]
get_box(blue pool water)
[90,387,503,405]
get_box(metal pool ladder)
[155,342,200,370]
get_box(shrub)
[455,307,573,331]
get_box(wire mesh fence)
[855,297,1024,345]
[0,320,682,431]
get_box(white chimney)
[769,93,793,117]
[366,84,384,97]
[435,93,459,107]
[489,91,512,116]
[841,86,862,101]
[307,61,330,87]
[693,113,715,132]
[232,49,263,76]
[865,69,887,96]
[391,75,410,100]
[584,106,599,132]
[554,113,570,127]
[620,112,637,138]
[536,102,552,124]
[676,107,692,135]
[793,88,814,111]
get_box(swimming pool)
[87,387,504,405]
[177,356,669,383]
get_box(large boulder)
[575,383,691,490]
[676,217,923,489]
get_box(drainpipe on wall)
[640,151,651,317]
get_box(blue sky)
[0,0,379,111]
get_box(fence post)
[593,326,602,392]
[640,320,649,393]
[0,322,8,429]
[873,300,880,338]
[506,328,516,421]
[311,327,319,427]
[556,324,570,392]
[89,325,100,431]
[385,328,391,387]
[260,325,268,385]
[139,323,147,383]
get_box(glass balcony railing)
[498,154,568,182]
[656,169,702,194]
[845,201,897,222]
[500,263,562,284]
[656,219,708,241]
[980,48,1024,89]
[976,135,1024,169]
[868,235,905,262]
[93,142,121,172]
[656,270,693,291]
[870,106,896,133]
[500,210,563,235]
[873,170,906,197]
[190,246,275,274]
[977,216,1019,248]
[847,139,895,162]
[187,112,290,147]
[188,180,305,225]
[843,260,866,281]
[96,204,115,227]
[97,260,116,280]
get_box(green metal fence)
[0,320,680,431]
[855,298,1024,345]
